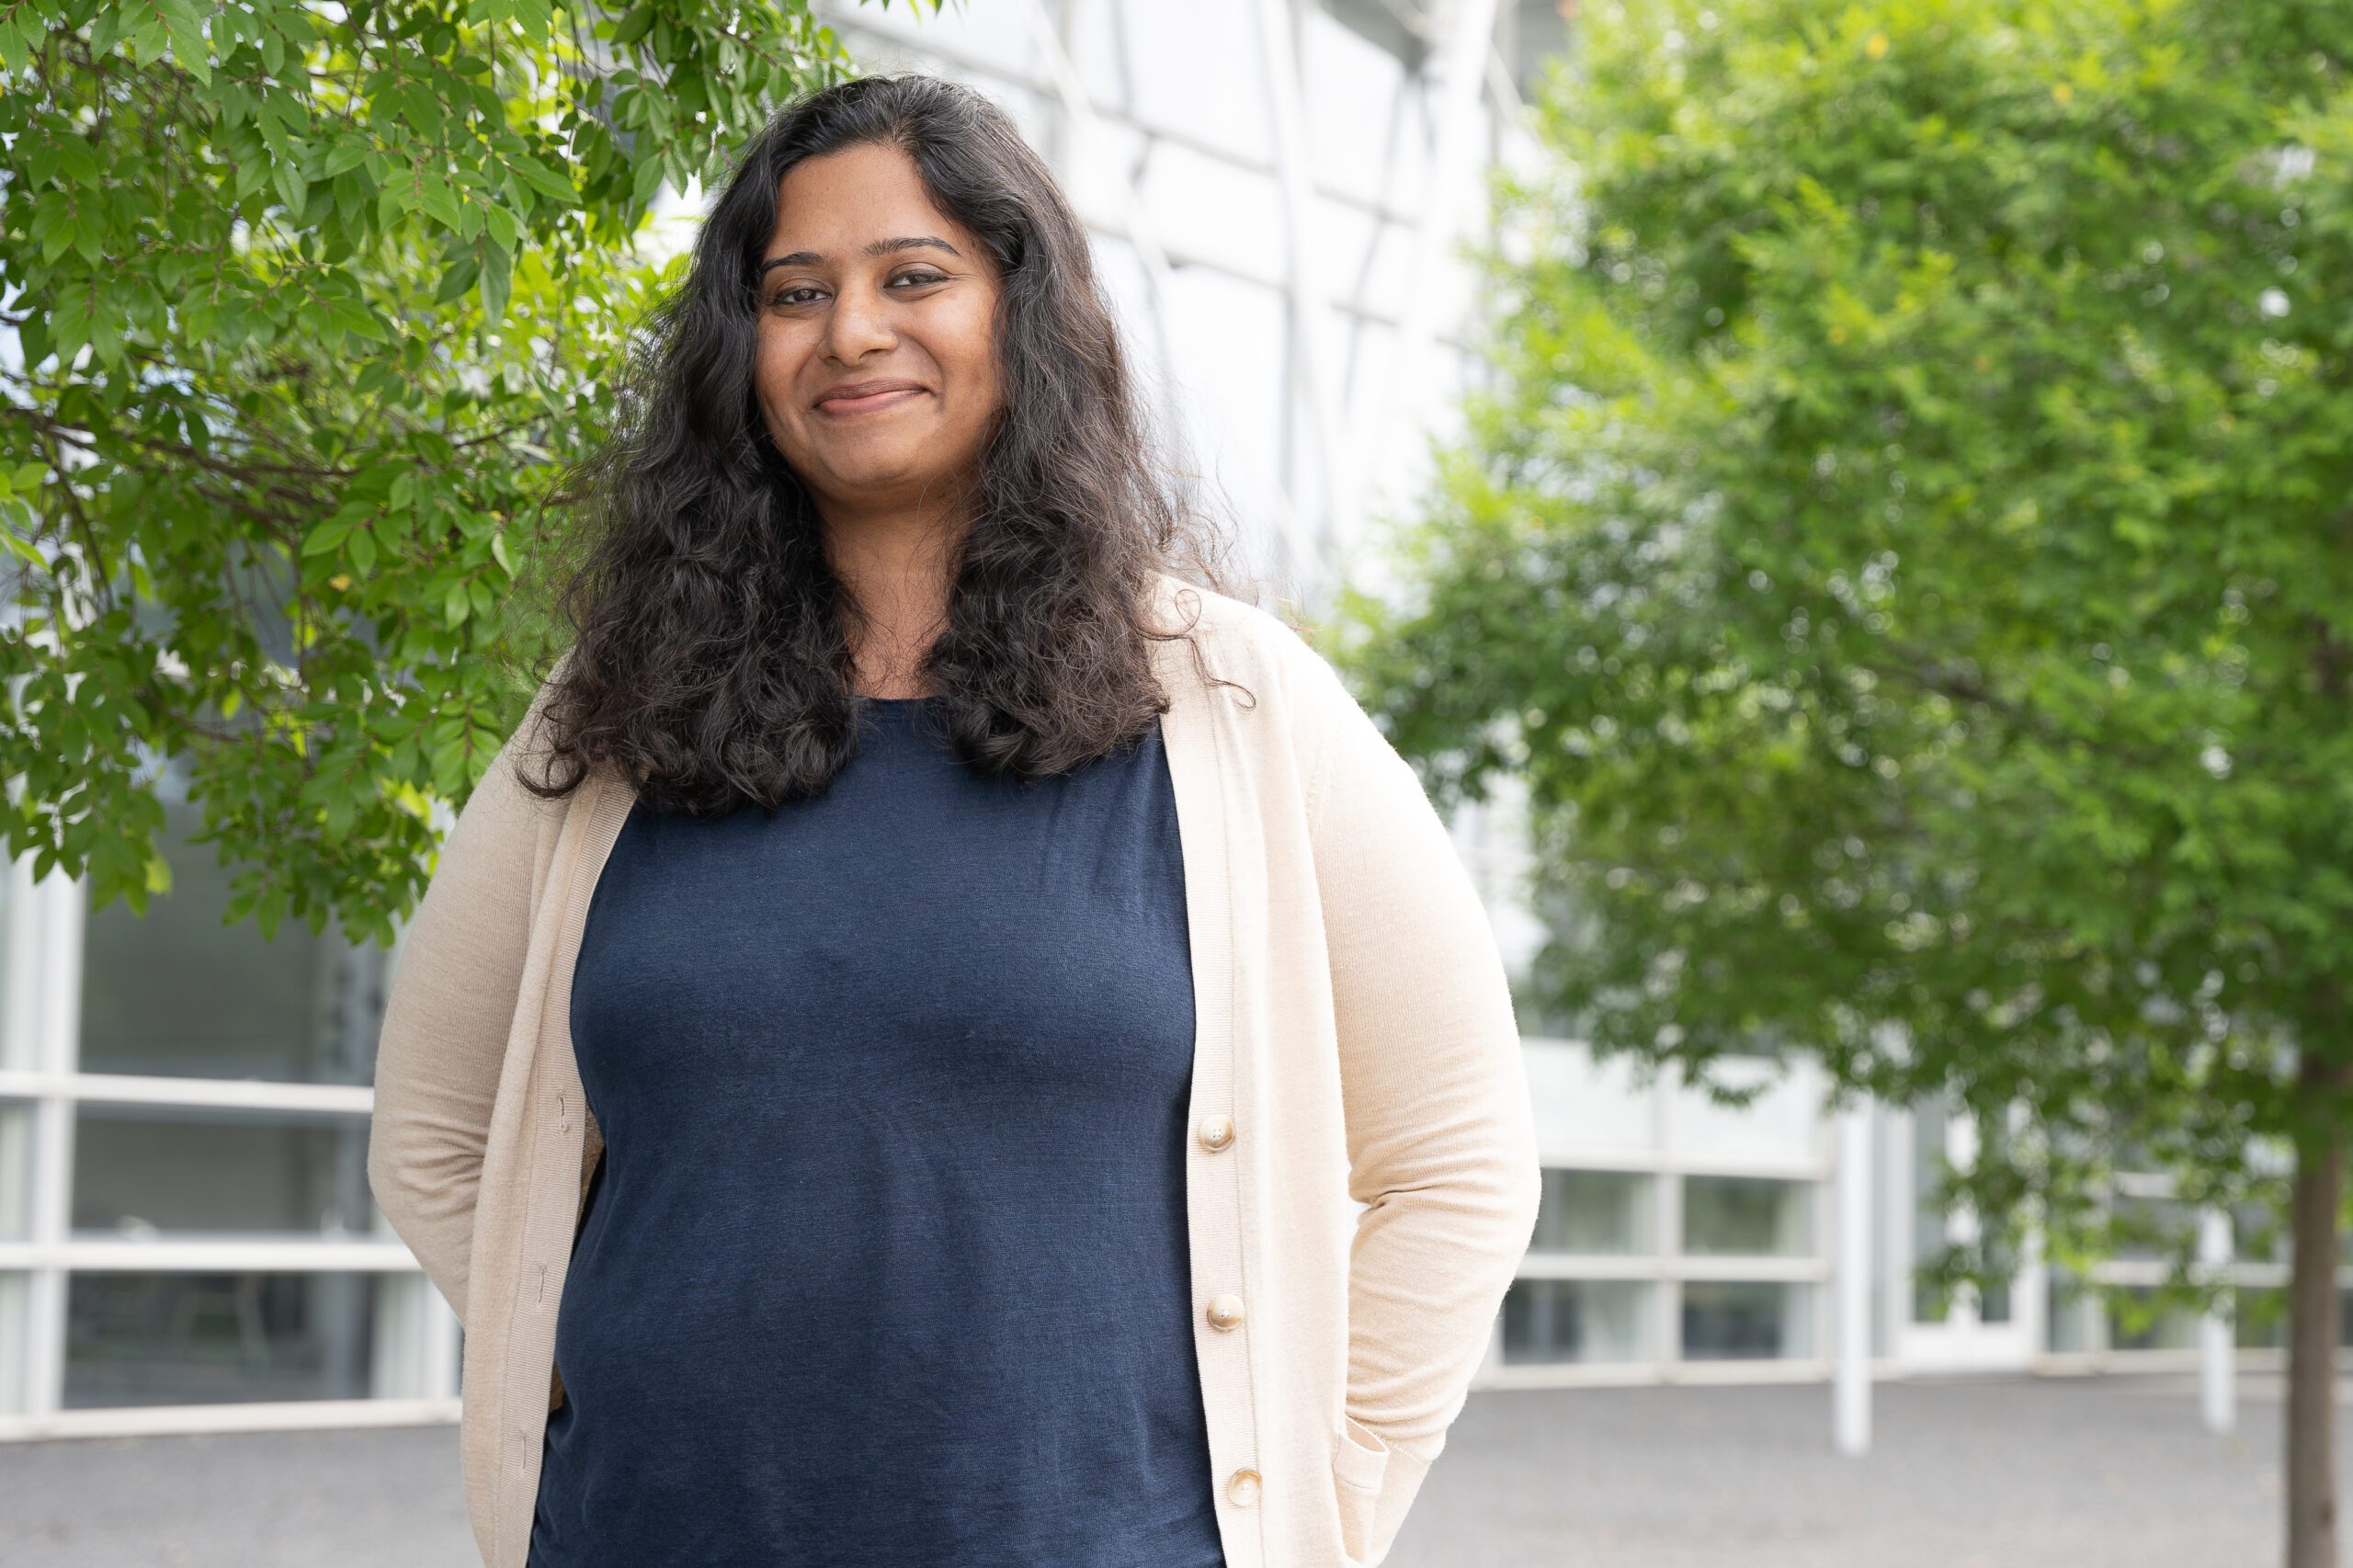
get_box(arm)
[1288,631,1543,1566]
[366,694,556,1324]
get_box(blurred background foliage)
[1337,0,2353,1350]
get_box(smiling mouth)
[816,386,927,416]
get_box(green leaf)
[435,252,483,303]
[158,0,212,85]
[273,156,307,213]
[507,155,578,205]
[0,15,34,72]
[478,238,512,326]
[483,201,520,253]
[415,175,465,232]
[631,150,667,206]
[300,520,352,557]
[51,137,101,186]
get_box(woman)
[366,73,1539,1568]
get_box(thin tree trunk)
[2288,1051,2345,1568]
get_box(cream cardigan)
[366,569,1541,1568]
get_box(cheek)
[939,311,1003,417]
[754,326,811,429]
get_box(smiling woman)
[750,143,1006,619]
[367,69,1540,1568]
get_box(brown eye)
[767,269,946,310]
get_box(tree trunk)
[2288,1053,2345,1568]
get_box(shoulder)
[1145,568,1351,714]
[1145,570,1370,819]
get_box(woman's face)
[753,142,1006,524]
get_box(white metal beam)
[0,1395,461,1444]
[1251,0,1349,608]
[1017,0,1188,451]
[0,1070,375,1117]
[1335,0,1501,552]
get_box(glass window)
[1911,1096,1949,1321]
[72,1107,376,1235]
[2105,1287,2197,1352]
[2110,1194,2199,1263]
[64,1271,383,1403]
[1682,1176,1813,1256]
[77,774,388,1085]
[1682,1281,1815,1359]
[64,1270,383,1407]
[0,851,17,1074]
[1501,1278,1654,1364]
[0,1102,30,1241]
[2235,1288,2286,1350]
[2233,1201,2286,1265]
[2046,1268,2093,1353]
[1530,1170,1652,1255]
[0,1272,26,1414]
[1977,1230,2015,1324]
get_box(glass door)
[1893,1096,2039,1370]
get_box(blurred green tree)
[1335,1,2353,1561]
[0,0,935,943]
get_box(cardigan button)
[1206,1293,1245,1331]
[1225,1467,1260,1506]
[1197,1116,1233,1151]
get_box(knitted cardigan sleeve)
[366,682,561,1324]
[1279,619,1544,1567]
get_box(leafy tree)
[1334,1,2353,1562]
[0,0,934,944]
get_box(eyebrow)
[758,235,963,275]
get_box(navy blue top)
[529,696,1226,1568]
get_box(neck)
[820,486,972,699]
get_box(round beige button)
[1206,1293,1245,1331]
[1225,1467,1261,1506]
[1198,1115,1234,1151]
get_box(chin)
[835,456,958,492]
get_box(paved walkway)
[0,1372,2318,1567]
[1401,1371,2302,1568]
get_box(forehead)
[765,142,971,258]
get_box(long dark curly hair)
[517,73,1245,815]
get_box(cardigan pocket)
[1332,1414,1391,1563]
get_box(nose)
[822,278,898,363]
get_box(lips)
[814,381,927,415]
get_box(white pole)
[23,866,85,1420]
[2198,1207,2234,1435]
[1834,1099,1874,1455]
